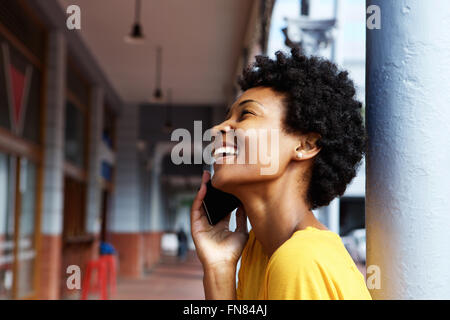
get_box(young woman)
[190,48,372,300]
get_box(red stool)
[100,254,117,296]
[81,258,108,300]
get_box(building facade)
[0,0,125,299]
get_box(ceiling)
[58,0,254,106]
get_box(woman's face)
[211,86,301,193]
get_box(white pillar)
[147,143,172,232]
[366,0,450,299]
[85,87,104,234]
[42,30,66,235]
[39,29,66,299]
[148,165,163,231]
[111,104,141,233]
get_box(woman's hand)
[190,171,249,270]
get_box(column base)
[38,234,62,300]
[60,234,100,299]
[109,233,144,278]
[143,231,164,271]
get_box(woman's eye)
[240,110,254,118]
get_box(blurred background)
[0,0,367,300]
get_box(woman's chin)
[212,163,264,192]
[211,171,228,190]
[211,169,238,193]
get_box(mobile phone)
[202,180,241,225]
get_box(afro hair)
[237,47,367,209]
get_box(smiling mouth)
[213,146,238,160]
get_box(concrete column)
[147,143,173,232]
[139,163,151,231]
[142,143,172,270]
[366,0,450,299]
[85,87,104,235]
[110,104,143,277]
[149,163,163,232]
[39,30,66,299]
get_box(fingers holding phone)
[190,171,211,231]
[190,171,249,268]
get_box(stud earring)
[297,152,303,159]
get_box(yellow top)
[236,226,372,300]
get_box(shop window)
[64,57,89,171]
[63,58,89,241]
[62,176,87,239]
[0,0,44,300]
[0,33,41,144]
[67,58,89,110]
[0,155,38,299]
[99,105,116,243]
[0,153,15,299]
[101,104,116,182]
[22,64,41,144]
[16,158,37,298]
[64,101,85,168]
[0,40,10,130]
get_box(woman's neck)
[235,170,327,257]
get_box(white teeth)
[213,146,237,157]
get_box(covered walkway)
[112,251,204,300]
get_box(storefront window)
[63,58,89,241]
[63,176,86,239]
[64,101,85,168]
[0,153,15,299]
[0,33,41,144]
[0,42,10,131]
[22,67,41,144]
[0,0,44,300]
[101,105,116,182]
[0,155,37,299]
[16,158,37,298]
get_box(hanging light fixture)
[163,89,173,133]
[125,0,145,44]
[153,46,163,101]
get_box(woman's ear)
[293,133,322,161]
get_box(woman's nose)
[212,122,233,136]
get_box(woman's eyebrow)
[225,99,265,118]
[238,99,265,108]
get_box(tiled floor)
[111,250,205,300]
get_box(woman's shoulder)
[267,227,354,272]
[262,227,371,299]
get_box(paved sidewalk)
[112,250,205,300]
